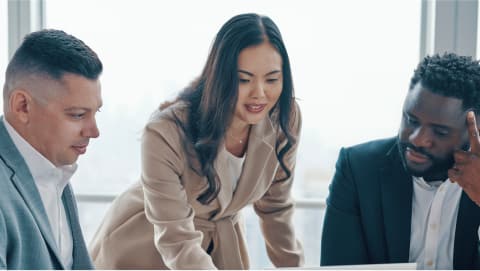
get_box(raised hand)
[448,111,480,206]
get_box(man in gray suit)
[0,29,103,269]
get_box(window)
[45,0,420,267]
[0,0,8,108]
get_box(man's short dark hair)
[409,52,480,112]
[3,29,103,101]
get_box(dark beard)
[397,139,456,181]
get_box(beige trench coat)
[89,102,304,269]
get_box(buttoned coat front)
[89,102,304,269]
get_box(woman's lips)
[245,104,267,113]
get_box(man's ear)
[8,89,33,124]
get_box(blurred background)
[2,0,478,268]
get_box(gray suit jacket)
[0,118,93,269]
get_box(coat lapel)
[212,117,277,218]
[0,119,65,269]
[380,142,412,263]
[62,185,94,269]
[225,117,277,215]
[453,192,480,269]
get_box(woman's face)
[233,41,283,127]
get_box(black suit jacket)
[321,137,480,269]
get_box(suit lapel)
[0,119,65,269]
[62,185,93,269]
[0,117,65,269]
[378,139,480,267]
[380,142,412,263]
[453,192,480,269]
[10,174,65,269]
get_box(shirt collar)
[2,118,77,190]
[413,175,454,190]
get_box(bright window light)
[45,0,420,267]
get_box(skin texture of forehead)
[405,83,466,127]
[238,41,282,72]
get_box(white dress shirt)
[409,176,463,270]
[3,119,75,269]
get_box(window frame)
[6,0,478,208]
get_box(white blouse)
[224,150,245,191]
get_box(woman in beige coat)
[89,13,304,269]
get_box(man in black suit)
[321,53,480,270]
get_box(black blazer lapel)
[453,192,480,269]
[380,143,412,263]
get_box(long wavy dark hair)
[164,13,296,204]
